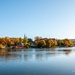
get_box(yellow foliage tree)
[38,40,46,47]
[35,36,42,42]
[0,44,3,49]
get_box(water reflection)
[0,48,72,61]
[0,48,75,75]
[63,50,72,54]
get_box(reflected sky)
[0,48,75,75]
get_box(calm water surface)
[0,47,75,75]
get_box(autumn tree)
[63,39,73,47]
[0,38,6,46]
[37,40,46,48]
[68,40,73,46]
[53,40,58,46]
[19,38,22,43]
[0,44,3,49]
[5,37,11,47]
[35,36,42,42]
[45,39,54,47]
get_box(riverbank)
[0,46,74,53]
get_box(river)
[0,47,75,75]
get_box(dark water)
[0,47,75,75]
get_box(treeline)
[0,36,74,49]
[34,36,73,48]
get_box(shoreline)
[0,46,74,51]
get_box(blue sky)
[0,0,75,39]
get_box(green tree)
[23,36,30,48]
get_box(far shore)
[0,46,74,53]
